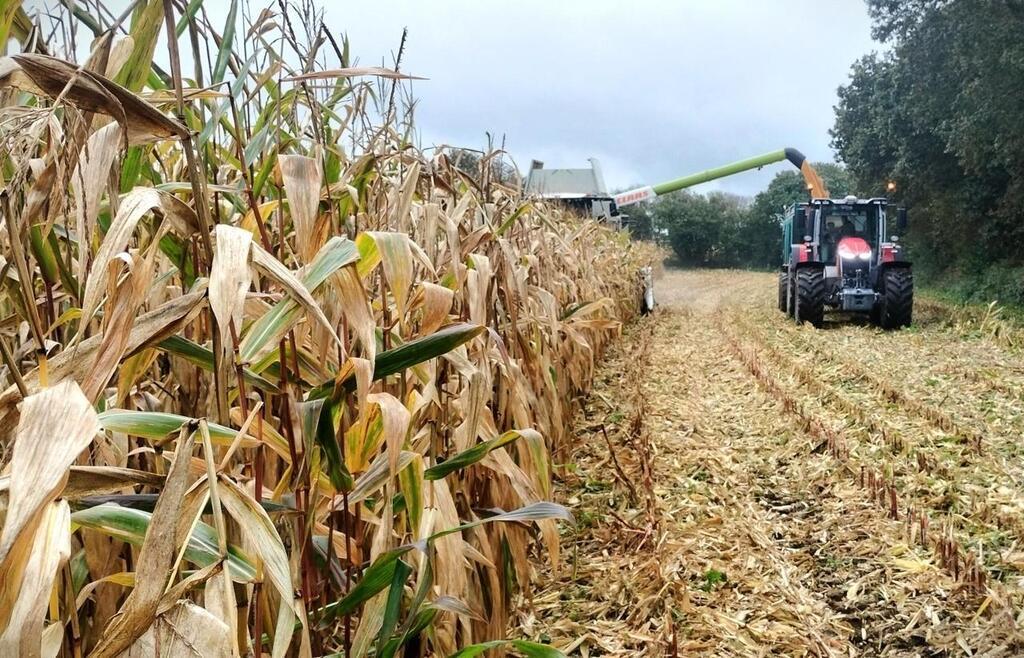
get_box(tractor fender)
[788,244,820,271]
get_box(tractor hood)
[836,236,871,261]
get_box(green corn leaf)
[309,323,486,401]
[119,146,147,192]
[174,0,205,37]
[424,502,574,545]
[375,558,412,651]
[319,546,414,623]
[244,123,271,167]
[300,399,353,492]
[158,334,280,393]
[375,608,437,658]
[389,549,434,651]
[71,504,257,582]
[424,430,529,481]
[28,224,59,286]
[495,201,533,237]
[71,494,291,515]
[199,51,259,147]
[114,0,164,92]
[97,410,256,447]
[211,0,238,84]
[448,641,566,658]
[240,237,360,363]
[46,227,81,300]
[0,0,30,46]
[349,450,418,505]
[319,501,571,624]
[398,455,424,534]
[371,322,484,381]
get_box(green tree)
[831,0,1024,287]
[620,201,655,241]
[653,191,747,267]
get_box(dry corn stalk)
[0,1,653,655]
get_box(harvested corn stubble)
[515,269,1024,656]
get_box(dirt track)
[516,269,1024,656]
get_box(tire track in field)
[716,314,992,590]
[730,305,1024,550]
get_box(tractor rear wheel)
[778,272,788,312]
[879,268,913,329]
[795,268,825,327]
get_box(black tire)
[879,268,913,329]
[778,272,789,312]
[795,268,825,327]
[787,274,796,317]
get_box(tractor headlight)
[859,252,872,261]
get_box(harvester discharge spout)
[613,147,829,208]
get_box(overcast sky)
[63,0,880,197]
[324,0,880,196]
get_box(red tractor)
[779,196,912,329]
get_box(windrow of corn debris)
[0,2,653,655]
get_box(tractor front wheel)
[879,268,913,329]
[795,268,825,327]
[778,272,789,313]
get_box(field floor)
[514,269,1024,656]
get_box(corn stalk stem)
[2,193,47,355]
[0,335,28,397]
[161,0,229,424]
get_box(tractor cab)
[820,203,878,263]
[779,196,912,329]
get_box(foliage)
[0,2,653,656]
[621,201,655,242]
[832,0,1024,297]
[648,191,746,267]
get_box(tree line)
[832,0,1024,304]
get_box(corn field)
[0,2,653,656]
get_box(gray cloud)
[328,1,878,196]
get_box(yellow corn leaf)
[0,500,70,655]
[216,474,307,658]
[209,224,253,347]
[250,241,342,353]
[278,154,323,263]
[116,601,232,657]
[0,381,99,567]
[71,122,122,286]
[240,200,280,236]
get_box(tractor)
[779,196,912,329]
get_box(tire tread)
[795,268,825,327]
[880,268,913,329]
